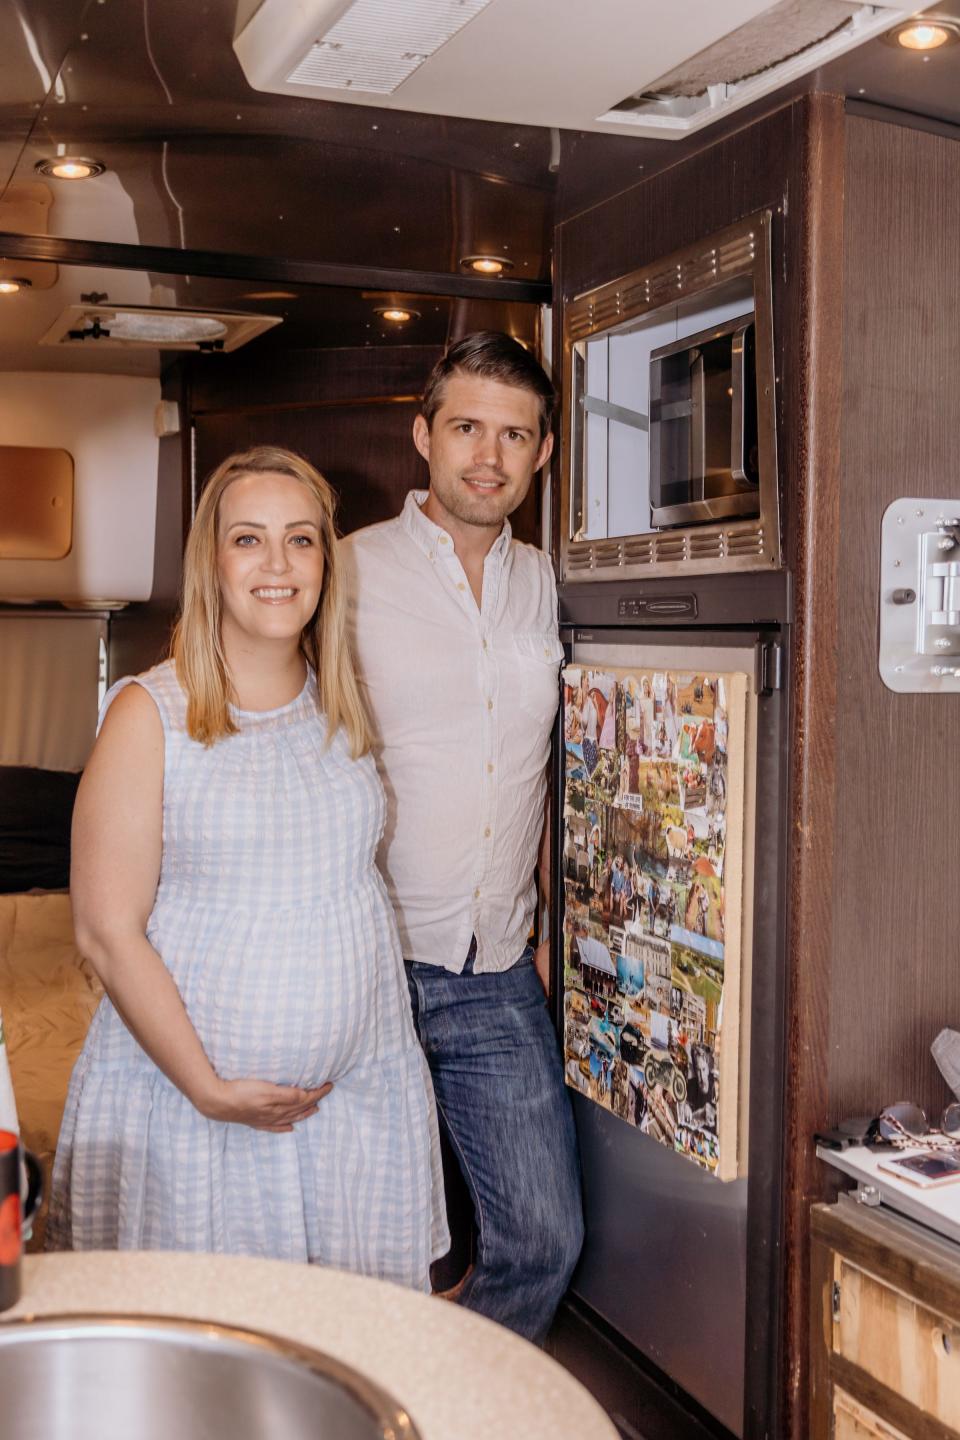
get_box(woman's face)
[217,472,326,649]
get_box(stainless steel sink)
[0,1314,421,1439]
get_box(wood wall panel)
[193,398,426,538]
[779,94,847,1439]
[829,117,960,1122]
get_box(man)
[341,332,583,1343]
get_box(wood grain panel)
[194,398,425,537]
[779,93,847,1438]
[835,1257,960,1428]
[829,117,960,1122]
[187,344,445,415]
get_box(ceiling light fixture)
[460,255,514,276]
[0,278,31,295]
[34,156,106,180]
[884,18,959,49]
[375,306,419,323]
[242,290,299,300]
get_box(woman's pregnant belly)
[147,897,380,1088]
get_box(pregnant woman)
[48,446,449,1290]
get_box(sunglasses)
[864,1101,960,1150]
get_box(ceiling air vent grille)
[598,1,912,138]
[240,0,494,99]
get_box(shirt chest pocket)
[506,632,565,726]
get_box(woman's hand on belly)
[195,1077,334,1132]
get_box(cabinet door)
[834,1256,960,1429]
[833,1388,911,1440]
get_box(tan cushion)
[0,893,102,1249]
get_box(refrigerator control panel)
[617,593,698,620]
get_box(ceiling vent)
[598,0,912,136]
[236,0,494,97]
[40,305,281,352]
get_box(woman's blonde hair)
[170,445,371,756]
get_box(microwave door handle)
[730,323,748,484]
[690,350,705,501]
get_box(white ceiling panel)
[235,0,915,138]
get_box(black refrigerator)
[550,569,792,1440]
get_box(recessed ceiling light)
[884,19,959,50]
[460,255,514,276]
[375,306,419,323]
[242,290,299,300]
[35,157,106,180]
[0,278,31,295]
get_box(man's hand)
[534,940,550,996]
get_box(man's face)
[695,1048,711,1091]
[413,373,553,534]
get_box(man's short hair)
[421,331,556,442]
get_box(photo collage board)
[561,663,749,1179]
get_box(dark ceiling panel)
[0,0,92,192]
[1,0,555,279]
[0,254,541,377]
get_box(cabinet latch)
[758,640,782,695]
[832,1280,841,1322]
[879,497,960,691]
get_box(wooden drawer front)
[835,1257,960,1431]
[833,1388,911,1440]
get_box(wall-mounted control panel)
[879,498,960,692]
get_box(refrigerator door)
[559,636,766,1438]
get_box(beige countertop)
[2,1252,618,1440]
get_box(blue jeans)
[405,947,584,1343]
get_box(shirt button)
[440,535,449,545]
[457,582,466,592]
[474,887,481,899]
[484,826,491,838]
[482,638,488,650]
[487,698,493,710]
[487,762,494,774]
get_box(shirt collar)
[400,489,512,563]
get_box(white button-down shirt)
[341,490,563,974]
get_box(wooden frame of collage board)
[560,662,756,1181]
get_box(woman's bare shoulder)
[93,681,164,768]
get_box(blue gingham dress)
[48,660,449,1289]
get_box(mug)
[0,1130,42,1313]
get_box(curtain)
[0,616,105,772]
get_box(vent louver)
[597,0,912,138]
[563,522,770,580]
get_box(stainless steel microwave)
[648,314,758,529]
